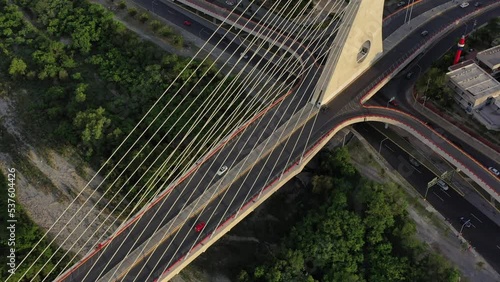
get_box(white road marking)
[441,189,452,198]
[412,166,422,174]
[497,245,500,250]
[433,192,444,202]
[384,144,395,152]
[470,213,483,223]
[167,9,174,14]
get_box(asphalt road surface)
[354,122,500,272]
[59,2,500,281]
[375,17,500,169]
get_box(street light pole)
[459,219,471,236]
[378,137,388,154]
[424,185,431,200]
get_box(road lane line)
[433,192,444,202]
[441,190,451,198]
[384,144,395,152]
[470,213,483,223]
[412,166,422,174]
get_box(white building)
[446,63,500,130]
[476,45,500,75]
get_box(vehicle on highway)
[240,52,249,59]
[183,20,192,26]
[474,2,481,7]
[406,72,414,79]
[397,1,406,7]
[460,217,472,227]
[460,2,470,8]
[488,167,499,176]
[194,221,206,232]
[420,30,429,36]
[216,165,228,175]
[389,100,399,106]
[409,157,420,167]
[225,0,235,5]
[437,180,449,191]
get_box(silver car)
[437,180,448,191]
[216,165,228,176]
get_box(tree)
[150,20,162,31]
[74,83,88,103]
[158,26,173,36]
[8,57,27,76]
[118,1,126,9]
[311,175,333,194]
[139,13,149,23]
[73,107,111,144]
[128,8,138,17]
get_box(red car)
[183,20,192,26]
[194,221,206,232]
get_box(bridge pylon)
[311,0,384,107]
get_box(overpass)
[12,0,499,281]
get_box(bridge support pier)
[311,0,384,107]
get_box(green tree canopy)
[8,57,27,76]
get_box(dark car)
[389,100,399,106]
[474,2,481,7]
[183,20,192,26]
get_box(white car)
[240,52,249,59]
[460,2,469,8]
[488,167,499,176]
[437,180,448,191]
[216,165,228,176]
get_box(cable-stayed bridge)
[10,0,500,281]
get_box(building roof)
[447,63,500,99]
[476,45,500,71]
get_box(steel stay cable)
[127,6,334,282]
[184,1,351,260]
[52,0,308,280]
[142,3,352,278]
[13,0,278,278]
[32,0,300,278]
[103,0,324,278]
[189,1,355,262]
[16,0,433,278]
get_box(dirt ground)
[0,96,118,256]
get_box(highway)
[354,122,500,271]
[58,1,500,281]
